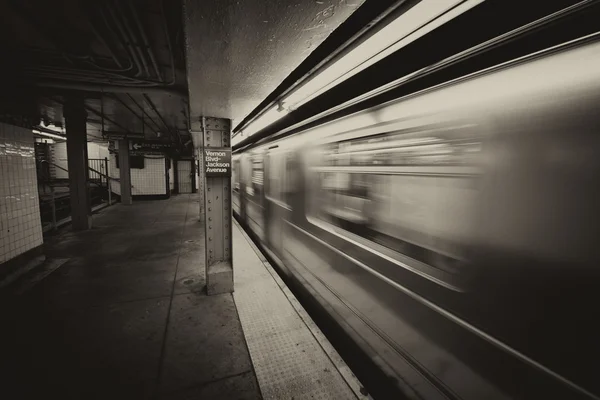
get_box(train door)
[263,152,272,244]
[264,148,287,256]
[239,154,251,224]
[245,152,266,240]
[232,156,242,217]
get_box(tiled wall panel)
[87,142,108,160]
[50,141,68,179]
[109,154,166,196]
[0,123,44,265]
[109,154,121,195]
[50,142,109,180]
[131,157,166,195]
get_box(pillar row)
[64,95,92,231]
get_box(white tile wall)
[87,142,109,159]
[131,157,166,195]
[50,141,110,180]
[109,154,120,195]
[109,153,166,196]
[0,122,44,265]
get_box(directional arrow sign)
[128,140,174,153]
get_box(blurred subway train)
[232,37,600,400]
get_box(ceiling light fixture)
[32,130,67,141]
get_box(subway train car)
[233,37,600,400]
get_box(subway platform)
[0,194,369,400]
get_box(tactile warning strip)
[233,222,369,400]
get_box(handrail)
[40,160,133,187]
[42,160,69,174]
[36,157,138,233]
[88,166,112,181]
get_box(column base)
[72,215,93,231]
[206,260,233,295]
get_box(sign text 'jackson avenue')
[204,149,231,176]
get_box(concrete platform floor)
[0,195,259,400]
[0,194,366,400]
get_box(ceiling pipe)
[160,0,176,85]
[85,5,132,73]
[49,95,133,134]
[33,80,186,96]
[7,0,90,62]
[101,4,143,78]
[128,0,164,82]
[110,93,158,135]
[10,0,154,86]
[126,94,164,133]
[25,70,163,86]
[22,54,167,86]
[24,66,149,85]
[143,93,182,145]
[112,0,151,78]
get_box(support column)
[65,95,92,230]
[191,157,197,194]
[201,117,233,295]
[173,159,179,194]
[118,139,132,205]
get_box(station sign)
[103,131,144,140]
[130,150,165,156]
[130,139,174,153]
[204,148,231,177]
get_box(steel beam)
[201,116,233,295]
[118,139,133,205]
[64,95,92,230]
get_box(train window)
[250,155,264,201]
[266,150,296,208]
[317,172,373,234]
[310,123,482,277]
[266,152,282,201]
[284,153,298,191]
[314,170,470,276]
[232,159,240,193]
[327,122,482,167]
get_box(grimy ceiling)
[183,0,364,130]
[0,0,364,154]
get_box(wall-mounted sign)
[130,150,165,156]
[130,139,174,152]
[204,148,231,177]
[103,131,144,140]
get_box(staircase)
[37,158,114,233]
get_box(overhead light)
[33,130,67,141]
[234,0,484,146]
[40,122,65,134]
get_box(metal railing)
[88,158,109,186]
[37,158,131,233]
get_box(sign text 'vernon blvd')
[204,148,231,177]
